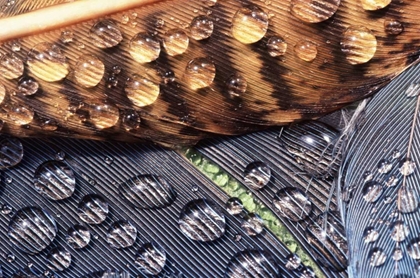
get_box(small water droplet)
[234,234,242,241]
[341,26,377,65]
[294,40,317,62]
[11,42,21,52]
[184,57,216,90]
[5,176,13,183]
[405,83,420,98]
[162,29,189,56]
[77,194,109,224]
[104,157,113,165]
[191,185,199,192]
[129,32,161,64]
[60,30,74,43]
[301,267,316,278]
[46,246,71,272]
[55,151,65,161]
[6,104,34,125]
[66,224,90,249]
[377,159,392,174]
[273,187,312,221]
[408,238,420,259]
[361,0,391,10]
[290,0,340,23]
[226,73,247,98]
[6,253,15,263]
[121,14,129,24]
[243,161,271,190]
[362,181,383,203]
[389,220,409,242]
[369,248,387,267]
[399,158,416,176]
[17,76,39,96]
[225,250,280,277]
[122,110,141,132]
[363,170,373,182]
[385,175,399,187]
[392,149,401,159]
[106,220,137,249]
[267,36,287,57]
[241,212,264,236]
[1,204,12,215]
[88,100,120,129]
[89,19,122,48]
[74,55,105,88]
[226,197,243,215]
[189,15,214,40]
[0,53,23,79]
[393,247,403,261]
[135,242,166,275]
[285,253,301,270]
[397,186,418,213]
[155,18,165,28]
[231,5,269,44]
[384,18,404,35]
[0,136,23,169]
[125,74,160,107]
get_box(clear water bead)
[241,213,264,236]
[0,53,23,79]
[397,186,418,213]
[377,159,392,174]
[189,15,214,40]
[74,55,105,88]
[369,248,387,267]
[226,197,243,215]
[408,238,420,259]
[389,220,409,242]
[290,0,341,23]
[121,110,141,132]
[267,36,287,57]
[46,246,71,272]
[88,100,120,129]
[231,5,269,44]
[225,250,280,277]
[384,18,404,35]
[1,204,13,215]
[243,161,271,190]
[399,158,416,176]
[273,187,312,221]
[294,40,318,62]
[184,57,216,90]
[285,253,301,270]
[106,220,137,249]
[0,136,23,169]
[17,76,39,96]
[363,227,379,243]
[124,75,160,107]
[89,19,122,48]
[6,104,34,125]
[129,32,161,64]
[162,29,189,56]
[362,181,383,203]
[360,0,391,10]
[226,73,247,97]
[340,26,377,65]
[77,194,109,224]
[66,224,91,249]
[135,242,166,275]
[393,247,403,261]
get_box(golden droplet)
[88,100,120,129]
[360,0,391,11]
[125,75,160,107]
[341,26,377,65]
[163,29,189,56]
[129,33,161,64]
[290,0,341,23]
[74,55,105,88]
[0,53,24,80]
[294,40,318,62]
[231,5,269,44]
[184,57,216,90]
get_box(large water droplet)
[162,29,189,56]
[225,250,280,277]
[124,75,160,107]
[362,181,383,203]
[397,186,418,213]
[33,161,76,200]
[399,158,416,176]
[369,248,387,267]
[106,220,137,249]
[226,197,243,215]
[384,18,404,35]
[135,242,166,275]
[226,73,247,97]
[189,15,214,40]
[267,36,288,57]
[46,246,71,272]
[290,0,340,23]
[129,32,161,64]
[340,26,377,65]
[231,5,269,44]
[66,224,91,249]
[389,220,409,242]
[89,19,122,48]
[88,100,120,129]
[0,53,23,79]
[184,57,216,90]
[360,0,391,10]
[273,187,312,221]
[363,227,379,243]
[8,207,57,254]
[0,136,23,169]
[241,213,264,236]
[408,238,420,259]
[17,76,39,96]
[179,198,225,242]
[294,40,318,62]
[74,55,105,88]
[27,42,69,82]
[285,253,301,270]
[77,194,109,224]
[243,161,271,190]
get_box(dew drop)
[360,0,391,10]
[122,110,141,132]
[7,104,34,125]
[55,151,65,161]
[0,53,23,79]
[397,186,418,213]
[267,36,287,57]
[399,158,416,176]
[294,40,317,62]
[0,136,23,169]
[1,204,13,215]
[241,213,264,236]
[390,220,409,242]
[17,76,39,96]
[384,18,404,35]
[89,19,122,48]
[33,161,76,200]
[408,238,420,260]
[135,242,166,275]
[363,170,373,182]
[119,174,176,209]
[285,253,301,270]
[362,181,383,203]
[231,5,269,44]
[392,149,401,160]
[88,100,120,129]
[369,248,387,267]
[363,227,379,243]
[189,15,214,40]
[340,26,377,65]
[179,198,225,242]
[273,187,312,221]
[377,159,392,174]
[405,83,420,98]
[225,250,280,277]
[8,207,57,254]
[6,253,15,263]
[290,0,340,23]
[129,32,161,64]
[74,55,105,88]
[125,74,160,107]
[184,57,216,90]
[11,42,21,52]
[77,194,109,224]
[234,234,242,241]
[60,30,74,43]
[393,247,403,261]
[385,175,399,187]
[66,224,91,249]
[243,161,271,190]
[46,246,71,272]
[162,29,189,56]
[226,197,243,215]
[106,220,137,249]
[226,73,247,98]
[27,42,69,82]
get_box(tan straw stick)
[0,0,165,42]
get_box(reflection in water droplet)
[360,0,391,10]
[88,100,120,129]
[46,246,71,272]
[184,57,216,90]
[74,55,105,88]
[408,238,420,259]
[1,204,13,215]
[27,42,69,82]
[89,19,122,48]
[290,0,340,23]
[162,29,189,56]
[225,250,280,278]
[231,5,269,44]
[77,194,109,224]
[17,76,39,96]
[0,53,23,79]
[226,73,247,98]
[129,32,161,64]
[122,110,141,132]
[285,253,301,270]
[362,181,383,203]
[179,199,225,242]
[66,224,91,249]
[189,15,214,40]
[377,159,392,174]
[384,18,404,35]
[267,36,287,57]
[226,197,243,215]
[8,207,57,254]
[119,174,176,209]
[390,220,409,242]
[399,158,416,176]
[340,26,377,65]
[369,248,387,267]
[363,227,379,243]
[273,187,312,221]
[243,161,271,190]
[125,75,160,107]
[294,40,317,62]
[0,136,23,169]
[106,220,137,249]
[393,247,403,261]
[135,242,166,275]
[241,213,264,236]
[398,186,418,213]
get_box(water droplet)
[243,161,271,190]
[399,158,416,176]
[191,185,199,192]
[361,0,391,10]
[389,220,409,242]
[184,57,216,90]
[0,53,23,79]
[385,175,399,187]
[231,5,269,44]
[203,0,217,6]
[363,171,373,182]
[154,18,165,28]
[89,19,122,48]
[362,181,383,203]
[129,32,161,64]
[405,83,420,98]
[77,194,109,224]
[162,29,189,56]
[225,250,280,277]
[8,207,57,254]
[1,204,12,215]
[17,76,39,96]
[189,15,214,40]
[294,40,317,62]
[226,73,247,98]
[66,224,91,249]
[267,36,287,57]
[377,159,392,174]
[119,174,176,209]
[273,187,312,221]
[397,186,418,213]
[122,110,141,132]
[5,176,13,183]
[384,18,404,35]
[226,197,243,215]
[179,198,225,242]
[234,234,242,241]
[369,248,387,267]
[27,42,69,82]
[46,246,71,272]
[340,26,377,65]
[135,242,166,275]
[0,84,6,105]
[88,100,120,129]
[392,247,403,261]
[106,220,137,249]
[363,227,379,243]
[290,0,340,23]
[6,104,34,125]
[60,30,74,43]
[6,253,15,262]
[0,136,23,169]
[11,42,21,52]
[55,151,65,161]
[33,161,76,200]
[241,212,264,236]
[104,157,113,165]
[392,149,401,159]
[74,55,105,88]
[125,74,160,107]
[285,253,301,270]
[408,238,420,259]
[121,14,129,24]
